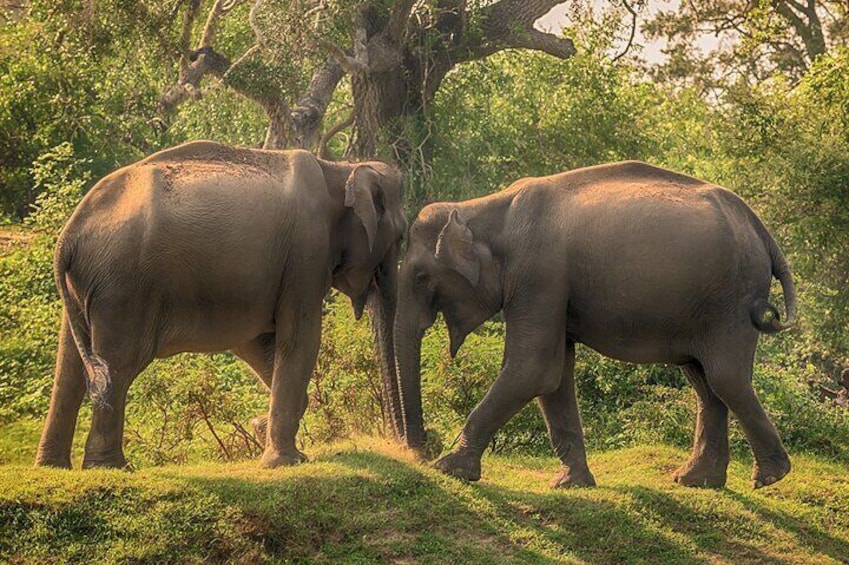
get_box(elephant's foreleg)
[36,312,86,468]
[436,303,567,481]
[538,340,595,488]
[674,362,729,488]
[260,301,321,468]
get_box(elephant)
[394,160,796,489]
[35,140,407,470]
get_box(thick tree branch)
[773,0,826,60]
[289,60,345,148]
[451,0,576,62]
[314,35,368,73]
[159,46,233,114]
[484,0,565,30]
[201,0,239,48]
[318,111,354,158]
[178,0,201,67]
[387,0,417,42]
[501,27,576,59]
[161,0,242,114]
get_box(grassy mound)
[1,436,847,564]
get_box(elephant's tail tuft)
[750,298,787,334]
[54,239,112,409]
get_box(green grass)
[0,423,847,564]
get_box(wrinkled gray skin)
[395,161,796,489]
[35,141,407,470]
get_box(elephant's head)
[394,204,503,450]
[329,162,406,310]
[324,160,408,436]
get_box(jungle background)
[1,1,848,562]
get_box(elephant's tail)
[749,222,798,334]
[54,239,111,408]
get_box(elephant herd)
[34,141,796,490]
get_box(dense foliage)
[1,2,848,467]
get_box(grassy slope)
[1,423,847,564]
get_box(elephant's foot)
[549,465,596,488]
[752,451,791,489]
[673,455,728,488]
[82,452,132,470]
[251,414,269,447]
[260,448,308,469]
[34,451,72,469]
[434,451,481,481]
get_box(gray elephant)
[35,140,407,469]
[394,161,796,489]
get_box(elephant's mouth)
[332,268,372,320]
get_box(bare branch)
[248,0,267,47]
[318,111,354,159]
[220,44,260,82]
[612,0,638,63]
[507,27,576,58]
[313,34,368,73]
[159,46,237,115]
[200,0,239,48]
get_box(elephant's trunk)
[368,251,404,438]
[393,288,427,449]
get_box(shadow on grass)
[5,449,846,563]
[724,489,849,564]
[175,450,849,563]
[167,451,711,564]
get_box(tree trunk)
[348,68,409,159]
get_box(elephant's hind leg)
[702,337,790,489]
[673,362,730,488]
[538,340,595,488]
[233,333,276,447]
[36,312,86,468]
[82,311,153,469]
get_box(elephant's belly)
[571,330,694,366]
[565,305,703,366]
[154,302,276,358]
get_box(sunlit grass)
[1,432,847,564]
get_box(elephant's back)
[507,165,773,363]
[62,143,326,253]
[56,144,329,321]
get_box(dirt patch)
[0,227,33,254]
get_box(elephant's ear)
[435,209,479,287]
[344,165,380,252]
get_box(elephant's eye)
[414,271,428,287]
